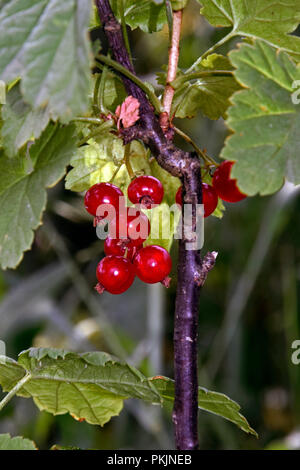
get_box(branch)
[95,0,217,450]
[160,9,183,132]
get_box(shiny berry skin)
[134,245,172,284]
[128,175,164,208]
[109,207,150,247]
[96,256,135,294]
[175,184,218,218]
[84,183,124,217]
[104,237,136,259]
[212,161,246,203]
[202,183,218,217]
[175,186,182,207]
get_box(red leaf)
[115,96,140,129]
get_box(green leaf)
[0,123,77,269]
[65,138,151,194]
[0,348,256,436]
[198,0,300,58]
[110,0,167,33]
[90,4,101,29]
[0,433,37,450]
[172,54,241,120]
[221,40,300,196]
[144,203,181,252]
[94,72,127,113]
[1,82,49,157]
[152,376,257,437]
[65,135,126,193]
[143,160,181,250]
[0,348,161,426]
[150,159,181,206]
[0,0,92,121]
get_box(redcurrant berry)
[212,161,246,203]
[175,184,218,218]
[133,245,172,284]
[104,237,136,260]
[96,256,135,294]
[109,207,150,247]
[202,183,218,217]
[84,183,124,217]
[175,186,182,207]
[128,175,164,208]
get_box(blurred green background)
[0,0,299,450]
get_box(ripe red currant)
[109,207,150,247]
[104,237,136,259]
[133,245,172,284]
[212,161,246,203]
[96,255,135,294]
[175,184,218,217]
[128,175,164,208]
[202,183,218,217]
[175,186,182,207]
[84,183,124,217]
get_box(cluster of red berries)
[84,176,172,295]
[84,161,245,294]
[175,160,246,215]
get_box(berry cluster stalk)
[95,0,216,450]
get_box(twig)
[185,32,234,73]
[160,9,183,132]
[95,0,217,450]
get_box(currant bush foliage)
[0,0,299,268]
[0,0,299,439]
[198,0,300,58]
[2,82,50,157]
[0,347,256,435]
[110,0,167,33]
[0,0,92,121]
[222,41,300,196]
[0,433,37,450]
[170,54,241,120]
[0,124,77,269]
